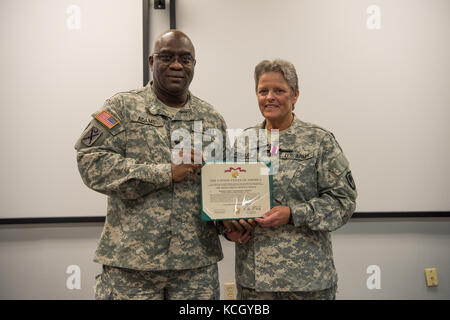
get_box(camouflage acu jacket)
[75,83,226,271]
[235,116,357,292]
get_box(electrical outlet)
[425,268,438,287]
[224,282,236,300]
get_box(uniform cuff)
[139,163,172,189]
[287,202,310,227]
[215,221,227,235]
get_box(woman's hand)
[171,149,203,182]
[255,206,291,228]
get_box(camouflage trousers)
[237,284,337,300]
[94,263,219,300]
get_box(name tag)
[280,152,313,160]
[132,116,164,127]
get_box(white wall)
[175,0,450,213]
[1,218,449,299]
[0,0,142,219]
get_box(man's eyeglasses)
[153,52,196,66]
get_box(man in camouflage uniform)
[225,59,357,299]
[75,30,227,299]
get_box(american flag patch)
[95,111,119,129]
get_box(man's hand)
[171,163,201,182]
[223,219,257,233]
[224,230,252,244]
[255,206,291,228]
[171,149,203,182]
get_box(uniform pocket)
[128,117,170,163]
[279,154,318,201]
[328,153,349,177]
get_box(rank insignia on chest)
[95,110,120,129]
[82,126,102,146]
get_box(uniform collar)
[144,82,202,120]
[255,113,302,133]
[255,114,307,151]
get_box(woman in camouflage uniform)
[224,59,357,300]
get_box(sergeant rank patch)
[82,126,102,146]
[95,110,120,129]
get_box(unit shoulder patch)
[82,126,102,146]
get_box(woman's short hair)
[254,59,299,97]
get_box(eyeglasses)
[153,52,196,66]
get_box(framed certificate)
[201,162,273,221]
